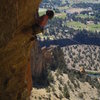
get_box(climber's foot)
[30,35,37,41]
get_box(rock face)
[0,0,41,100]
[0,0,41,47]
[31,41,53,79]
[31,41,43,78]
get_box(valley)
[30,0,100,100]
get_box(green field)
[66,21,100,32]
[55,13,67,19]
[76,14,94,19]
[58,6,69,10]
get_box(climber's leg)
[30,35,37,41]
[32,24,44,35]
[22,23,44,37]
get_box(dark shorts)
[32,23,44,35]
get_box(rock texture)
[0,0,41,100]
[0,0,41,47]
[31,41,43,78]
[31,42,53,79]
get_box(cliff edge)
[0,0,41,100]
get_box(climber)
[32,9,54,36]
[22,9,54,41]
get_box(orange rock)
[25,60,32,96]
[0,0,42,100]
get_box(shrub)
[78,93,83,98]
[50,46,67,71]
[47,72,54,83]
[51,85,56,92]
[63,84,70,99]
[59,85,62,91]
[59,94,63,100]
[46,87,50,93]
[67,81,74,92]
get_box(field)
[66,21,100,32]
[58,6,69,10]
[76,14,94,19]
[55,13,67,19]
[66,8,90,14]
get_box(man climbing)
[23,9,54,41]
[32,9,54,37]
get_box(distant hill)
[63,45,100,71]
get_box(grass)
[58,6,69,10]
[55,13,67,19]
[66,21,86,29]
[88,23,100,32]
[87,71,100,75]
[66,21,100,32]
[76,14,94,19]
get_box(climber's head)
[46,10,54,19]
